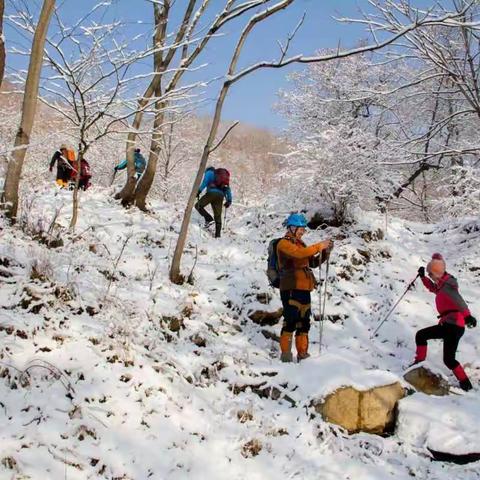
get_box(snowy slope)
[0,185,479,479]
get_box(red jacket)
[421,273,470,327]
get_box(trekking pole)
[110,170,117,186]
[223,205,228,232]
[371,274,419,338]
[317,258,323,353]
[319,253,331,354]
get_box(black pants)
[416,323,464,369]
[280,290,311,335]
[56,163,71,183]
[195,191,224,237]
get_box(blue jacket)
[115,152,146,174]
[199,168,232,203]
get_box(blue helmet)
[284,213,308,228]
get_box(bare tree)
[1,0,55,221]
[14,3,174,228]
[0,0,5,89]
[348,1,480,157]
[346,1,480,215]
[169,0,473,283]
[116,0,283,210]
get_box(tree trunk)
[1,0,55,220]
[116,1,168,207]
[169,82,231,283]
[169,0,294,283]
[0,0,5,89]
[114,95,157,206]
[135,88,164,211]
[134,3,166,211]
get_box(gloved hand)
[418,266,425,278]
[224,201,231,208]
[114,166,118,172]
[196,191,201,200]
[319,239,333,252]
[49,166,53,172]
[465,315,477,329]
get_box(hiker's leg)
[292,290,311,360]
[442,324,471,390]
[280,290,297,362]
[442,324,464,370]
[211,194,224,238]
[60,165,71,188]
[195,192,214,224]
[414,324,443,362]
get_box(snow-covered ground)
[0,185,479,479]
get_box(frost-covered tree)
[8,2,175,228]
[347,0,480,218]
[276,52,407,220]
[116,0,280,210]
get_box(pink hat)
[427,253,446,276]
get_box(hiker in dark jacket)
[49,143,73,188]
[277,213,333,362]
[413,253,476,391]
[195,166,232,238]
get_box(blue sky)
[5,0,374,131]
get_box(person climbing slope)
[275,213,333,362]
[195,166,232,238]
[49,143,75,188]
[114,148,147,180]
[413,253,476,391]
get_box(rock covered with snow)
[403,365,451,396]
[397,393,480,461]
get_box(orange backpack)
[65,149,76,162]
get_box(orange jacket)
[277,234,329,291]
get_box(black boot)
[215,222,221,238]
[459,378,473,392]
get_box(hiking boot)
[459,378,473,392]
[295,333,309,361]
[414,345,427,364]
[280,332,293,363]
[280,352,293,363]
[297,352,310,362]
[204,220,214,228]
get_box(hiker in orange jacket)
[49,144,74,188]
[277,213,333,362]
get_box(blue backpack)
[134,152,146,173]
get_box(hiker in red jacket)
[413,253,476,391]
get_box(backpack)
[65,149,76,162]
[266,238,282,288]
[80,159,91,178]
[134,153,146,174]
[214,168,230,189]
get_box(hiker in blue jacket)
[114,148,147,179]
[195,166,232,238]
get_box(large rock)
[314,382,405,435]
[403,366,450,396]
